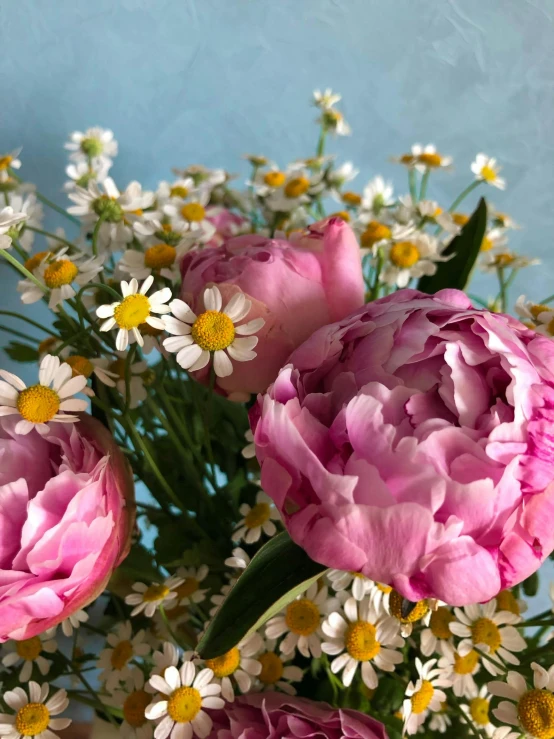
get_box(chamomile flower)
[0,354,88,435]
[429,710,452,734]
[494,590,528,618]
[64,159,111,191]
[156,178,196,207]
[480,227,509,253]
[317,106,351,136]
[125,575,184,618]
[65,127,118,167]
[253,650,303,695]
[471,153,506,189]
[109,669,153,739]
[388,590,431,638]
[241,429,256,459]
[164,189,215,239]
[224,547,251,571]
[326,570,374,602]
[91,351,148,408]
[173,164,226,191]
[438,648,481,697]
[96,276,172,351]
[361,176,394,218]
[205,632,263,702]
[60,609,89,638]
[145,660,224,739]
[162,286,265,379]
[515,297,554,335]
[0,681,71,739]
[2,629,57,682]
[313,88,342,109]
[63,355,118,397]
[0,205,28,248]
[481,250,539,273]
[327,161,359,194]
[265,167,324,212]
[489,664,554,739]
[450,601,526,675]
[97,622,150,692]
[251,166,287,197]
[321,596,405,690]
[173,566,209,607]
[150,642,181,683]
[0,148,22,181]
[380,231,447,289]
[209,583,233,618]
[119,240,188,282]
[460,685,496,737]
[233,490,280,544]
[411,144,453,172]
[402,658,451,735]
[420,606,456,657]
[5,191,43,252]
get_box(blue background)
[1,0,554,613]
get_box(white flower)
[4,191,42,252]
[420,606,456,657]
[481,227,509,253]
[489,664,554,738]
[205,632,263,702]
[250,165,287,197]
[402,657,451,735]
[97,621,151,692]
[233,490,280,544]
[97,275,171,351]
[125,575,184,618]
[241,430,256,459]
[387,591,432,638]
[481,250,539,273]
[460,685,496,737]
[224,548,250,571]
[266,582,337,660]
[326,570,374,603]
[173,566,209,607]
[2,629,57,682]
[65,127,118,167]
[145,660,224,739]
[92,351,148,408]
[0,205,28,250]
[471,153,506,189]
[361,176,394,217]
[313,88,342,109]
[60,609,89,638]
[64,159,111,191]
[327,162,359,191]
[321,596,404,689]
[119,239,188,282]
[438,648,481,697]
[253,649,303,695]
[162,286,264,379]
[429,712,452,734]
[156,178,196,207]
[411,143,453,172]
[0,681,71,739]
[209,583,233,618]
[317,107,351,136]
[61,355,118,398]
[163,189,216,240]
[149,642,181,685]
[265,167,324,212]
[172,164,226,191]
[0,354,88,435]
[109,669,153,739]
[380,231,448,288]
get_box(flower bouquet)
[1,89,554,739]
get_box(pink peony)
[251,289,554,606]
[209,692,389,739]
[206,206,250,247]
[179,217,365,397]
[0,413,134,640]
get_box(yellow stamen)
[452,213,469,226]
[411,680,435,714]
[342,191,362,206]
[399,154,416,166]
[144,243,177,270]
[389,242,420,269]
[469,696,490,726]
[206,647,241,678]
[191,311,235,352]
[181,203,206,222]
[114,294,151,330]
[330,210,350,222]
[123,690,150,728]
[15,704,50,736]
[496,590,521,616]
[170,185,189,199]
[453,650,479,675]
[429,607,454,640]
[480,236,493,252]
[24,251,50,273]
[360,221,391,248]
[167,686,202,723]
[264,171,286,188]
[258,652,284,684]
[530,304,550,320]
[285,599,320,636]
[376,583,392,593]
[471,617,501,654]
[481,165,497,182]
[110,640,133,670]
[244,502,270,529]
[345,621,380,661]
[38,336,58,356]
[417,152,443,168]
[389,591,429,624]
[43,259,79,288]
[0,155,13,170]
[65,355,94,379]
[142,584,170,602]
[518,689,554,739]
[284,176,310,199]
[16,637,42,661]
[175,578,199,600]
[17,385,60,424]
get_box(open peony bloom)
[179,217,365,397]
[251,289,554,606]
[209,692,389,739]
[0,413,134,641]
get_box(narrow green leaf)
[418,197,487,293]
[4,342,39,363]
[196,532,327,659]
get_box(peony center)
[469,696,490,726]
[191,310,235,352]
[167,686,202,724]
[206,647,241,678]
[24,251,50,273]
[15,703,50,736]
[411,680,435,714]
[143,584,170,603]
[471,617,501,654]
[43,259,79,288]
[258,652,284,684]
[481,165,497,182]
[390,591,429,624]
[345,621,380,662]
[418,152,443,168]
[390,242,420,268]
[496,590,520,616]
[66,355,94,379]
[264,171,286,188]
[175,578,199,600]
[114,294,151,330]
[342,191,362,206]
[123,689,150,728]
[518,689,554,739]
[285,599,320,636]
[110,640,133,670]
[454,650,479,675]
[244,502,270,529]
[170,185,189,199]
[430,607,455,640]
[181,203,205,222]
[284,176,310,199]
[16,637,42,661]
[144,244,177,270]
[17,385,60,424]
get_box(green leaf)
[417,197,487,293]
[196,532,327,659]
[522,571,539,597]
[4,341,39,363]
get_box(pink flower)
[209,692,389,739]
[205,206,250,247]
[179,218,365,397]
[251,289,554,606]
[0,413,135,641]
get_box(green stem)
[92,213,108,257]
[538,293,554,305]
[370,247,385,300]
[408,169,418,203]
[58,652,119,729]
[75,281,121,302]
[0,325,40,342]
[316,127,327,158]
[419,169,430,201]
[25,225,76,250]
[0,310,58,335]
[0,248,48,292]
[448,180,481,213]
[124,344,137,411]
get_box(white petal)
[235,318,265,335]
[116,329,129,351]
[213,350,233,377]
[223,292,246,321]
[96,303,117,318]
[188,349,210,372]
[169,299,197,323]
[175,343,203,370]
[204,285,222,312]
[140,275,154,294]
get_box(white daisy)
[326,570,374,603]
[205,632,263,702]
[265,166,324,212]
[1,629,57,682]
[162,285,264,379]
[481,227,509,253]
[0,205,28,249]
[109,668,153,739]
[63,355,118,398]
[411,143,453,172]
[490,208,520,230]
[450,600,526,675]
[253,649,303,695]
[94,351,148,408]
[163,189,216,239]
[145,660,224,739]
[233,490,280,544]
[438,648,481,697]
[96,275,172,351]
[0,681,71,739]
[460,685,496,737]
[0,148,22,181]
[317,106,351,136]
[471,153,506,189]
[60,609,89,638]
[321,596,405,690]
[241,430,256,459]
[313,88,342,109]
[156,178,196,207]
[420,606,456,657]
[0,354,88,435]
[489,664,554,739]
[493,590,528,619]
[97,621,151,692]
[172,164,226,191]
[65,127,118,167]
[387,590,431,637]
[327,162,359,192]
[4,191,42,252]
[125,575,184,618]
[224,547,251,571]
[251,166,287,198]
[119,240,188,282]
[429,711,452,734]
[481,250,539,273]
[361,176,394,218]
[380,231,448,289]
[402,657,451,735]
[173,566,209,607]
[64,159,111,191]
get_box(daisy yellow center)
[452,213,469,226]
[167,686,202,723]
[264,171,286,188]
[191,310,235,352]
[16,637,42,661]
[454,650,479,675]
[376,583,392,593]
[285,598,320,636]
[181,203,205,222]
[175,578,199,599]
[389,591,429,624]
[258,652,284,684]
[361,221,392,247]
[411,680,435,714]
[418,152,443,168]
[17,385,60,424]
[170,185,189,199]
[471,617,501,654]
[496,590,521,616]
[430,607,455,639]
[38,336,58,355]
[481,165,497,182]
[330,210,350,222]
[469,697,490,726]
[342,191,362,206]
[400,154,416,166]
[244,502,270,529]
[110,640,133,670]
[495,252,516,267]
[143,584,170,602]
[0,155,13,170]
[43,259,79,288]
[206,647,241,678]
[80,136,104,158]
[390,242,420,268]
[114,294,151,330]
[24,251,50,273]
[108,358,127,380]
[144,244,177,270]
[15,703,50,736]
[518,689,554,739]
[284,176,310,199]
[345,621,380,661]
[123,689,150,728]
[481,236,494,252]
[139,321,163,337]
[66,355,94,379]
[530,304,550,320]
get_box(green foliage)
[4,341,39,362]
[522,571,540,597]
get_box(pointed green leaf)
[196,532,327,659]
[4,342,39,363]
[418,197,487,293]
